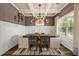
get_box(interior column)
[73,3,79,55]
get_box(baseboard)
[1,44,18,56]
[60,44,73,53]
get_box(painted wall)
[0,3,25,26]
[0,21,25,55]
[25,16,55,26]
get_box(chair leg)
[46,45,48,51]
[35,45,38,51]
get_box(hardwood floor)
[2,45,73,56]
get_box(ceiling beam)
[11,3,20,11]
[11,3,25,15]
[44,3,52,17]
[28,3,36,17]
[59,3,68,12]
[20,9,60,13]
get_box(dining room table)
[22,33,57,52]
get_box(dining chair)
[29,36,38,51]
[40,36,50,51]
[50,36,60,48]
[41,33,45,34]
[18,37,28,48]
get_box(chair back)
[29,36,38,45]
[40,36,50,46]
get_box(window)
[58,11,74,38]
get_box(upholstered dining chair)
[50,35,60,48]
[40,36,50,51]
[29,36,38,51]
[18,37,28,48]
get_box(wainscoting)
[0,21,25,55]
[25,26,56,35]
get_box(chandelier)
[31,4,49,25]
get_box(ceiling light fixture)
[31,4,49,25]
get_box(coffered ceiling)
[11,3,68,17]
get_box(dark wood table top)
[22,33,58,38]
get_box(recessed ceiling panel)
[12,3,68,16]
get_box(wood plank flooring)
[12,48,65,56]
[2,45,73,56]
